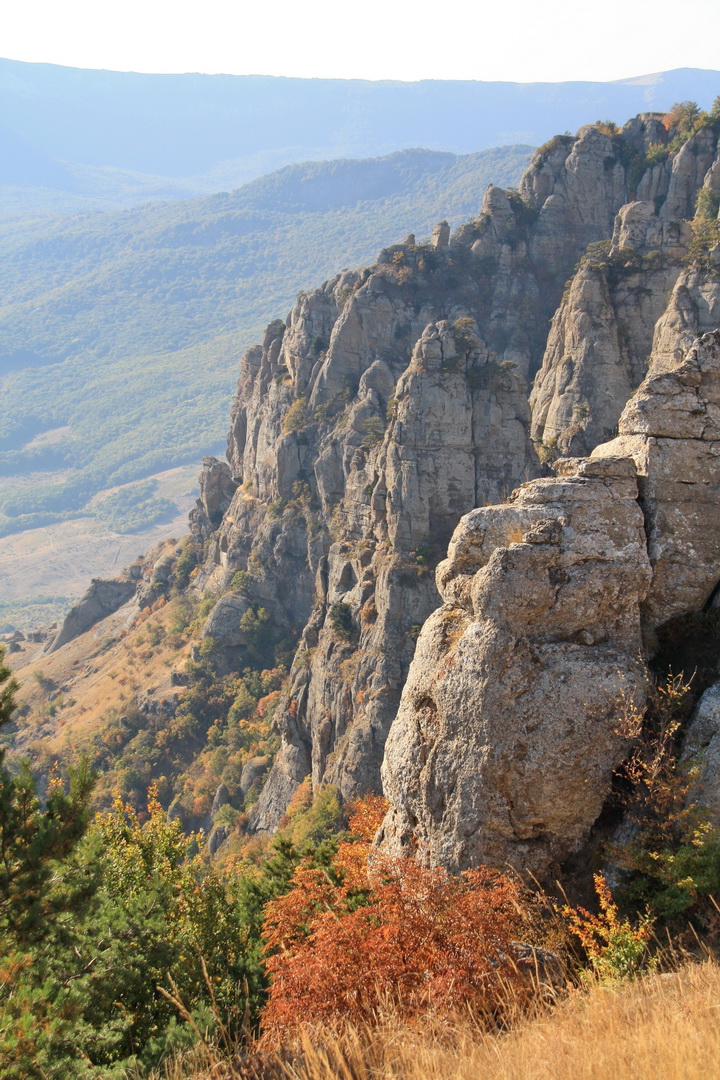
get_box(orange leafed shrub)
[260,796,529,1039]
[283,779,313,820]
[256,690,282,718]
[561,873,653,982]
[192,794,212,818]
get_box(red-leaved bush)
[260,796,530,1038]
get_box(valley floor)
[0,464,198,630]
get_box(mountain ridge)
[2,58,719,209]
[0,142,531,626]
[12,106,720,849]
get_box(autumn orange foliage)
[260,795,530,1039]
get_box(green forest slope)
[0,145,531,539]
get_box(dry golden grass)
[11,596,192,765]
[152,958,720,1080]
[280,959,720,1080]
[0,463,198,615]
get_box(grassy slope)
[9,594,193,803]
[180,960,719,1080]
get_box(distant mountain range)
[1,60,719,212]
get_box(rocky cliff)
[530,117,720,457]
[189,108,720,836]
[378,330,720,876]
[36,106,720,866]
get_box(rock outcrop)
[530,208,690,457]
[378,456,651,875]
[190,114,697,833]
[681,683,720,823]
[593,331,720,631]
[45,538,184,652]
[46,577,138,653]
[378,331,720,876]
[39,109,720,865]
[189,456,236,542]
[530,121,720,458]
[179,111,720,836]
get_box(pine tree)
[0,646,94,940]
[0,646,97,1077]
[0,645,18,733]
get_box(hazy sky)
[5,0,720,83]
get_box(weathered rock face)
[378,457,651,876]
[47,578,138,653]
[650,266,720,374]
[681,683,720,822]
[530,208,690,457]
[530,122,720,459]
[200,593,252,672]
[379,330,720,876]
[593,331,720,632]
[240,755,270,798]
[189,456,236,542]
[211,782,231,816]
[228,313,540,831]
[44,536,188,653]
[193,112,720,833]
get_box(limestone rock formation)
[593,330,720,630]
[378,456,651,875]
[189,456,236,542]
[202,594,250,649]
[44,536,188,653]
[189,113,696,833]
[46,577,138,653]
[207,824,229,856]
[530,207,690,457]
[378,330,720,876]
[240,755,271,798]
[432,221,450,249]
[650,265,720,373]
[681,683,720,823]
[211,782,231,816]
[530,121,720,458]
[41,109,720,860]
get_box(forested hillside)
[0,145,531,544]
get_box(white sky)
[4,0,720,83]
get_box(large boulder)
[202,594,250,649]
[240,755,271,797]
[380,332,720,877]
[377,454,650,877]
